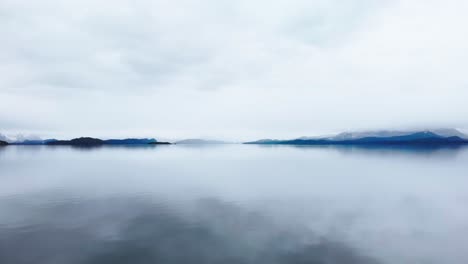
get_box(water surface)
[1,144,468,264]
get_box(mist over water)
[1,144,468,264]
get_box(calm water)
[1,144,468,264]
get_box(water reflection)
[0,195,379,264]
[253,143,468,159]
[1,145,468,264]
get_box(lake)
[1,144,468,264]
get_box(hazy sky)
[1,0,468,140]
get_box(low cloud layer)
[1,0,468,140]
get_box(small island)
[47,137,105,146]
[1,135,173,147]
[45,137,172,146]
[148,141,171,145]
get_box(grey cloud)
[1,0,468,139]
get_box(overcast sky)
[1,0,468,140]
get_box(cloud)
[1,0,468,139]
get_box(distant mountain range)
[2,129,468,147]
[245,129,468,145]
[175,139,228,144]
[10,139,58,145]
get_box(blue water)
[1,144,468,264]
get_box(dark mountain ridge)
[47,137,105,146]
